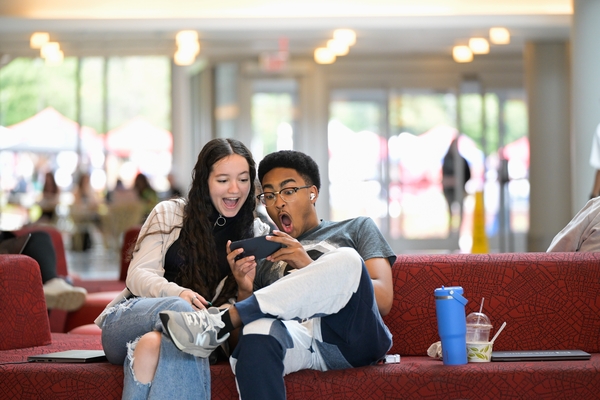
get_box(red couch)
[13,224,139,334]
[2,252,600,399]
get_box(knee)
[325,247,363,272]
[164,296,194,312]
[233,334,284,371]
[131,331,161,384]
[135,331,162,354]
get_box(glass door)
[328,89,388,231]
[328,86,529,254]
[249,79,298,161]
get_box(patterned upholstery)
[2,252,600,399]
[0,255,51,350]
[0,333,122,399]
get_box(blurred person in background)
[106,179,138,204]
[134,173,159,221]
[71,173,101,251]
[37,171,60,223]
[162,173,184,200]
[442,138,471,235]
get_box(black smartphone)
[230,236,282,261]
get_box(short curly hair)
[258,150,321,191]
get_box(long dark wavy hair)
[181,138,257,303]
[133,138,257,304]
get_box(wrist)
[237,288,253,301]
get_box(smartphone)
[230,235,282,261]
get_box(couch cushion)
[0,333,122,399]
[64,291,122,333]
[0,255,51,350]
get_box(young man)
[160,150,395,400]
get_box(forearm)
[372,279,393,316]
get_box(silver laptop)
[28,349,107,363]
[491,350,591,362]
[0,233,31,255]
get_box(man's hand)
[227,241,256,300]
[264,230,313,269]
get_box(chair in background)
[66,225,141,335]
[99,202,144,252]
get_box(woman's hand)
[227,240,256,300]
[179,289,211,310]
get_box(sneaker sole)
[46,291,87,311]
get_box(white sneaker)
[43,278,87,311]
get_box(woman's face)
[208,154,252,218]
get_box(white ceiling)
[0,1,572,61]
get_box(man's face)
[260,167,319,238]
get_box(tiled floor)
[64,227,121,281]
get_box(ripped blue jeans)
[99,296,210,400]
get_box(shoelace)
[184,311,211,327]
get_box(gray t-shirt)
[254,217,397,290]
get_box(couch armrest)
[0,255,51,349]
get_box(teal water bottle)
[434,286,468,365]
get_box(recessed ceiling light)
[453,45,473,63]
[30,32,49,49]
[489,27,510,45]
[469,38,489,54]
[314,47,336,64]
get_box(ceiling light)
[176,30,198,46]
[174,50,196,66]
[178,41,201,57]
[333,29,356,47]
[45,50,64,66]
[327,39,349,56]
[452,46,473,63]
[314,47,336,64]
[489,27,510,45]
[469,38,489,54]
[30,32,49,49]
[40,42,60,59]
[174,30,200,66]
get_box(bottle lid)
[434,286,468,305]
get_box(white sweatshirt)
[547,197,600,252]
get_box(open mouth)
[223,198,240,209]
[279,213,293,234]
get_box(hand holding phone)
[230,236,282,261]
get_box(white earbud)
[310,193,316,200]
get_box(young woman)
[95,138,270,399]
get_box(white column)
[571,0,600,214]
[524,42,571,251]
[171,62,194,191]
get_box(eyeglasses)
[257,185,312,207]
